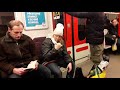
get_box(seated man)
[41,23,75,78]
[0,20,51,78]
[105,18,118,46]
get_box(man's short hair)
[7,20,24,29]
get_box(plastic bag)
[112,44,117,51]
[112,38,117,51]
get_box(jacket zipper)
[16,42,22,58]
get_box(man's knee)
[53,69,62,78]
[9,74,21,78]
[38,64,51,78]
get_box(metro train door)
[52,12,90,64]
[118,13,120,37]
[64,13,90,64]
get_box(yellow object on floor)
[91,70,106,78]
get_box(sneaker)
[98,60,109,71]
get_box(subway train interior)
[0,12,120,78]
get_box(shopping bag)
[91,70,106,78]
[87,65,106,78]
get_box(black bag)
[105,34,115,45]
[74,67,85,78]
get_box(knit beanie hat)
[53,23,64,36]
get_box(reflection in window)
[0,25,8,38]
[0,12,14,37]
[56,12,64,25]
[78,18,86,41]
[53,12,65,40]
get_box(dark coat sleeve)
[42,38,73,64]
[108,24,119,37]
[66,12,98,18]
[0,43,14,75]
[41,38,59,62]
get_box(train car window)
[53,12,65,40]
[105,13,118,21]
[0,12,14,38]
[1,16,14,25]
[0,25,8,38]
[0,12,15,25]
[78,18,86,40]
[56,12,64,25]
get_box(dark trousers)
[46,60,75,78]
[9,64,51,78]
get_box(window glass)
[78,18,86,40]
[0,12,14,37]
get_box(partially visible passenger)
[0,20,51,78]
[104,17,115,46]
[66,12,111,78]
[41,23,75,78]
[102,16,111,62]
[66,12,105,66]
[109,18,119,41]
[105,18,120,54]
[110,18,120,53]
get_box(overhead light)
[104,12,119,14]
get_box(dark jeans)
[46,60,75,78]
[9,64,51,78]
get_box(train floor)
[106,54,120,78]
[79,53,120,78]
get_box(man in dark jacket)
[66,12,105,70]
[41,23,75,78]
[0,20,51,78]
[109,18,120,53]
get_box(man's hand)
[34,61,39,70]
[112,35,116,40]
[13,68,26,76]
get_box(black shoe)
[103,54,110,62]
